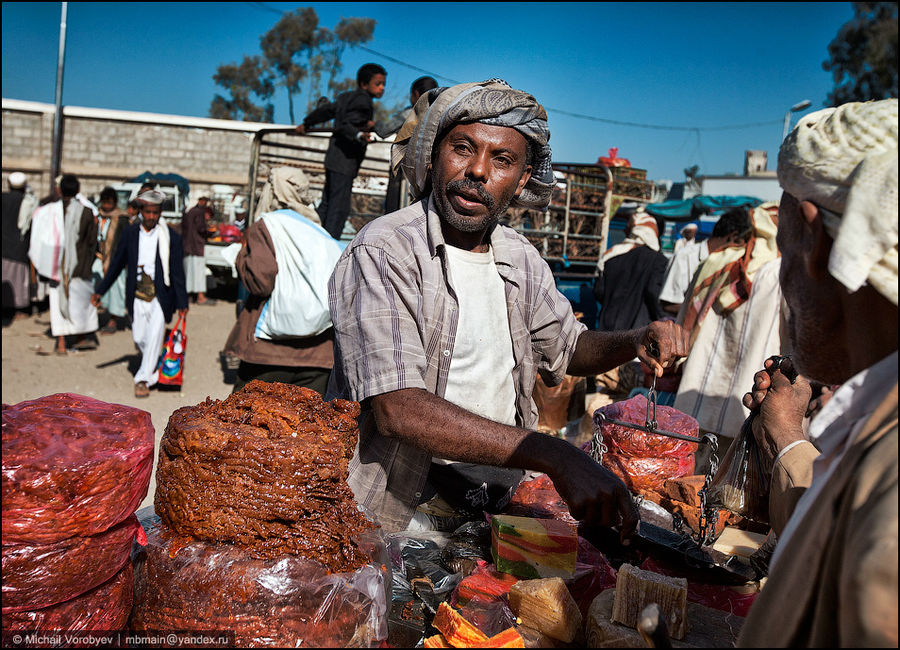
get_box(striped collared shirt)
[327,196,586,531]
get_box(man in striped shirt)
[328,80,689,534]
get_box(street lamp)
[782,99,812,141]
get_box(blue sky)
[2,2,856,182]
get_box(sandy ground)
[1,297,239,512]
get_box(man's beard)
[434,178,516,233]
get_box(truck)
[241,130,659,327]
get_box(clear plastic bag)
[1,514,145,613]
[2,394,154,545]
[130,517,389,647]
[707,415,770,525]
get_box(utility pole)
[50,2,68,194]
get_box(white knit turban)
[778,98,898,306]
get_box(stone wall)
[1,99,391,209]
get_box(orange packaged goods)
[431,603,524,648]
[2,394,154,544]
[591,395,699,492]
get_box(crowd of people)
[1,68,896,646]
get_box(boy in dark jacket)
[296,63,387,239]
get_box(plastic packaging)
[707,414,770,524]
[131,518,389,647]
[503,474,576,524]
[593,394,699,458]
[1,514,145,613]
[2,563,133,634]
[2,394,154,545]
[441,520,492,577]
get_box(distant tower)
[744,150,768,176]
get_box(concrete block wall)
[2,99,391,210]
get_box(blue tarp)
[128,171,191,200]
[645,195,763,221]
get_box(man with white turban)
[2,172,36,321]
[93,190,188,397]
[593,211,667,331]
[737,99,897,647]
[327,79,689,534]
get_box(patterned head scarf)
[778,98,898,306]
[391,79,554,210]
[600,212,660,266]
[679,203,780,343]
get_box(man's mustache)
[447,179,494,209]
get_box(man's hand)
[295,124,307,135]
[91,293,102,308]
[637,320,690,377]
[549,448,640,545]
[742,357,811,462]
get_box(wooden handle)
[638,603,673,648]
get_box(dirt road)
[1,299,240,512]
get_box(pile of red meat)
[2,394,154,632]
[590,394,699,492]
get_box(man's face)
[776,192,843,382]
[431,122,532,241]
[140,204,162,231]
[362,74,386,99]
[100,198,116,212]
[684,228,696,241]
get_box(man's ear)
[799,200,831,280]
[515,164,533,198]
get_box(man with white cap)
[93,189,188,397]
[672,221,697,254]
[2,172,36,321]
[328,79,689,536]
[737,99,897,646]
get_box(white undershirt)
[138,226,159,280]
[439,245,517,464]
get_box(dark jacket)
[594,245,667,331]
[181,205,208,257]
[1,190,29,263]
[95,222,188,322]
[303,89,374,176]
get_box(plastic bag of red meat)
[592,394,699,458]
[1,563,133,638]
[130,516,389,647]
[1,394,154,545]
[1,514,145,612]
[601,452,696,493]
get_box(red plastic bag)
[593,394,699,458]
[1,515,145,613]
[2,394,154,545]
[597,147,631,168]
[157,312,186,386]
[1,563,133,636]
[601,452,695,493]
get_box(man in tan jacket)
[737,99,897,647]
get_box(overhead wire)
[245,2,782,133]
